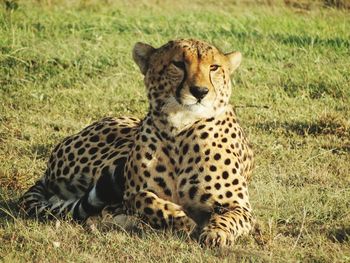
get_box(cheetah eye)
[172,61,186,70]
[210,64,220,71]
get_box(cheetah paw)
[199,227,234,248]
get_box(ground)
[0,0,350,262]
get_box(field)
[1,0,350,262]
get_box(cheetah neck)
[149,103,229,137]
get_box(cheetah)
[20,39,254,247]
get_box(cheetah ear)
[226,51,242,73]
[133,42,156,75]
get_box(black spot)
[64,138,73,146]
[204,175,212,182]
[90,135,99,142]
[182,144,189,155]
[135,201,141,208]
[186,129,194,137]
[164,189,172,196]
[190,174,198,181]
[210,165,217,172]
[226,191,233,198]
[106,134,116,143]
[63,166,69,175]
[102,128,111,134]
[78,148,85,155]
[108,151,121,160]
[156,210,164,218]
[120,127,131,134]
[162,147,169,156]
[232,179,239,185]
[200,132,209,139]
[144,207,154,215]
[89,147,98,155]
[94,124,103,131]
[156,165,166,173]
[214,183,221,190]
[238,193,244,199]
[80,157,88,164]
[57,149,63,158]
[222,171,229,179]
[188,186,198,199]
[214,153,221,160]
[101,147,109,154]
[224,159,231,165]
[180,178,187,186]
[185,167,193,173]
[193,144,200,152]
[145,152,152,160]
[115,138,128,148]
[149,144,156,151]
[93,160,102,166]
[154,177,166,188]
[145,197,153,204]
[68,152,74,161]
[81,130,89,137]
[64,146,70,153]
[220,222,227,228]
[74,141,83,149]
[200,193,212,202]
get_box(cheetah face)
[133,39,241,129]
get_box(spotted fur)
[20,39,254,247]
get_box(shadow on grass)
[0,196,20,224]
[256,119,349,138]
[31,143,51,160]
[328,227,350,243]
[272,33,350,49]
[220,28,350,50]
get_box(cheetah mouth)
[175,95,203,107]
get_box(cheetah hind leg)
[128,191,196,234]
[199,206,254,248]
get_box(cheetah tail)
[19,177,78,220]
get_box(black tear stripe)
[175,64,187,100]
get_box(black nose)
[189,86,209,100]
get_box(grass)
[1,0,350,262]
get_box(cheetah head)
[133,39,241,131]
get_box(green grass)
[1,0,350,262]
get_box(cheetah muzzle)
[20,39,255,248]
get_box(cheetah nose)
[189,86,209,101]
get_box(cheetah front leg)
[199,205,253,247]
[127,191,196,232]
